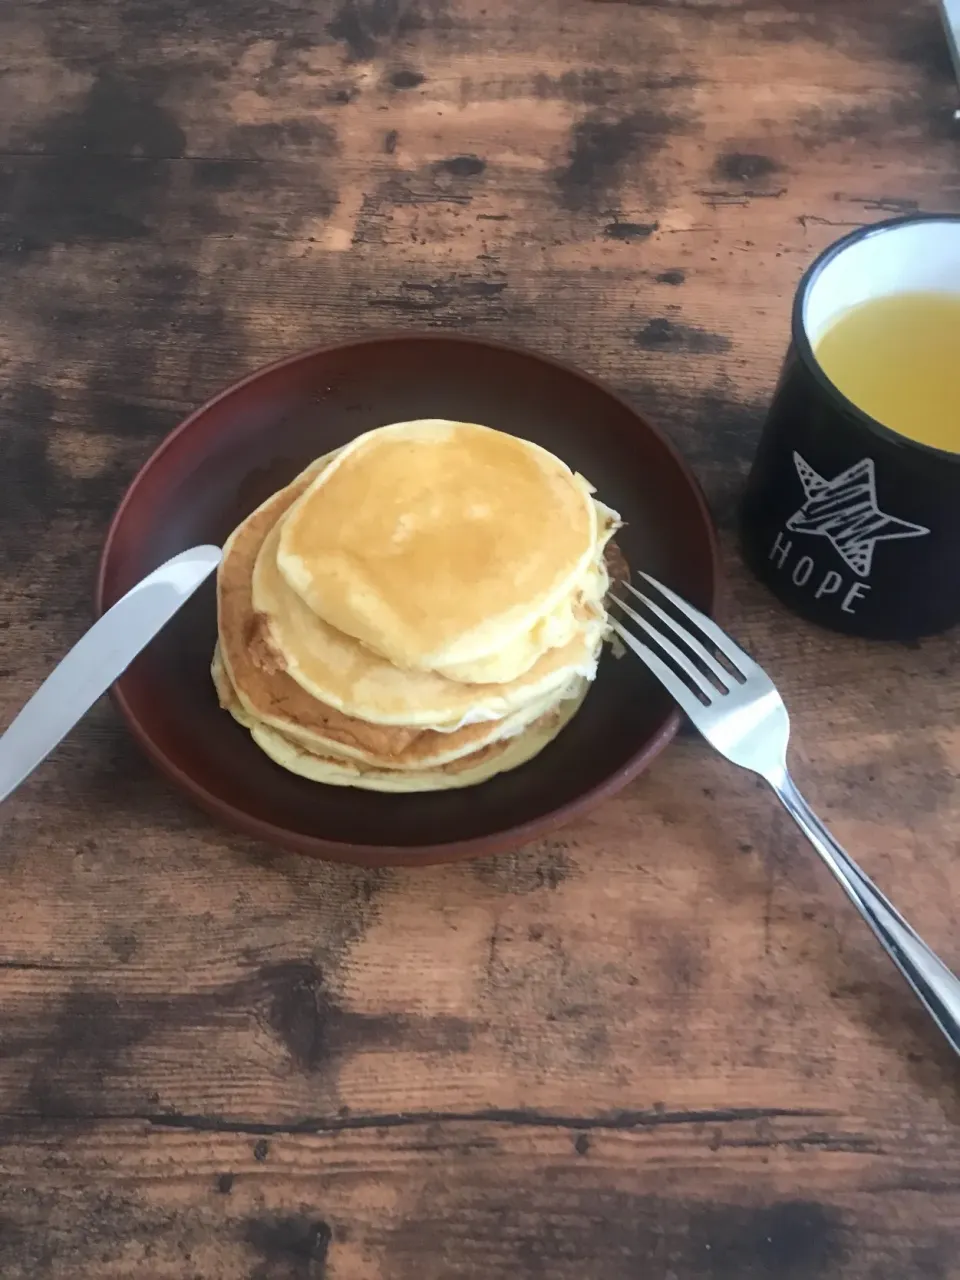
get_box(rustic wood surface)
[1,1,959,1276]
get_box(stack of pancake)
[213,419,620,792]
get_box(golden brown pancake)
[276,419,600,673]
[213,423,619,792]
[251,467,604,728]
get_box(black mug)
[742,214,960,640]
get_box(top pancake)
[276,419,599,673]
[253,486,605,728]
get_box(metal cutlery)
[611,574,960,1058]
[0,545,222,805]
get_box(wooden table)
[1,1,959,1275]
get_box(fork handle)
[772,771,960,1058]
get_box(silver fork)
[611,573,960,1058]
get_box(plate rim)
[96,330,721,865]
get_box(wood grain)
[1,0,959,1275]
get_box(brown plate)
[97,334,718,866]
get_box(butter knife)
[0,544,222,804]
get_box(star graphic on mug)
[786,452,929,578]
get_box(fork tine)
[613,596,721,701]
[608,618,712,722]
[621,585,734,689]
[636,572,761,678]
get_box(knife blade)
[0,544,222,805]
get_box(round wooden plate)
[97,335,719,866]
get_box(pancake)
[252,468,605,729]
[214,641,587,792]
[216,474,589,767]
[276,419,600,673]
